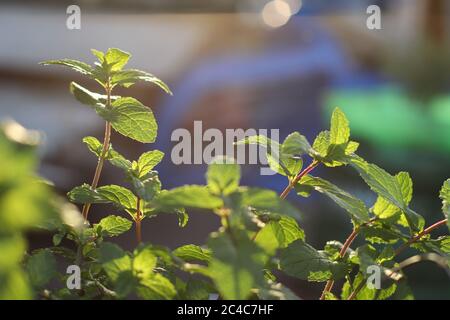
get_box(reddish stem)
[320,218,377,299]
[280,160,319,200]
[252,160,320,242]
[81,82,112,221]
[394,218,448,256]
[82,121,111,220]
[135,197,142,245]
[320,228,359,299]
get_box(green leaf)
[206,157,241,196]
[69,82,108,108]
[207,232,265,300]
[96,215,132,237]
[82,136,131,170]
[111,69,172,94]
[312,131,330,158]
[311,130,357,167]
[242,188,300,219]
[310,109,357,167]
[350,157,424,232]
[236,135,279,150]
[183,279,214,300]
[329,107,350,146]
[115,271,138,298]
[82,136,104,157]
[133,247,157,279]
[136,273,176,300]
[323,241,346,260]
[373,172,413,227]
[279,240,348,282]
[26,250,57,288]
[282,132,312,156]
[439,179,450,232]
[136,150,164,177]
[256,281,300,300]
[296,175,370,223]
[99,242,132,282]
[106,97,158,143]
[412,236,450,257]
[360,222,406,245]
[235,135,286,176]
[154,185,223,210]
[69,184,137,217]
[176,208,189,227]
[91,49,104,62]
[279,132,308,177]
[341,273,377,300]
[104,48,130,72]
[144,204,189,227]
[40,59,93,77]
[393,281,414,300]
[67,183,107,204]
[355,244,377,276]
[255,216,305,255]
[129,172,161,202]
[236,134,309,177]
[97,185,137,213]
[173,245,212,263]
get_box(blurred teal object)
[324,86,450,155]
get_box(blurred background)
[1,0,449,298]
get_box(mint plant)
[8,48,448,300]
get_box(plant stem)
[252,160,320,242]
[81,82,112,221]
[394,218,448,256]
[280,160,319,200]
[135,197,142,244]
[347,280,366,300]
[320,218,377,299]
[346,218,448,300]
[320,228,359,300]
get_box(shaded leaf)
[208,232,265,300]
[279,240,348,282]
[206,157,240,196]
[296,175,369,223]
[99,242,132,282]
[242,188,300,219]
[255,216,305,254]
[26,250,57,288]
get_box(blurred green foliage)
[0,121,59,299]
[325,87,450,155]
